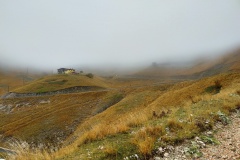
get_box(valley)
[0,52,240,160]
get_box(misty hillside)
[135,49,240,79]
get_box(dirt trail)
[199,113,240,160]
[151,112,240,160]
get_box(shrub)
[214,80,222,89]
[85,73,94,78]
[204,80,222,94]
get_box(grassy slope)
[13,74,110,93]
[0,90,125,147]
[56,72,240,160]
[1,72,240,159]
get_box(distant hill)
[0,71,35,95]
[134,49,240,79]
[13,74,110,93]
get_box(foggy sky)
[1,0,240,70]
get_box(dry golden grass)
[131,125,164,156]
[52,73,240,159]
[5,140,53,160]
[2,72,240,159]
[0,91,121,148]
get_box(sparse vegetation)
[216,110,230,125]
[200,135,219,145]
[185,141,203,158]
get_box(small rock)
[164,152,169,157]
[206,131,213,135]
[158,147,164,153]
[98,145,104,150]
[195,136,200,141]
[197,140,206,148]
[154,157,161,160]
[231,148,236,152]
[166,145,174,152]
[223,155,228,159]
[182,155,186,159]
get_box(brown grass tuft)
[131,126,164,156]
[194,117,213,132]
[167,119,183,132]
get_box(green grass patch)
[48,79,68,85]
[60,133,137,160]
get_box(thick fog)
[1,0,240,71]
